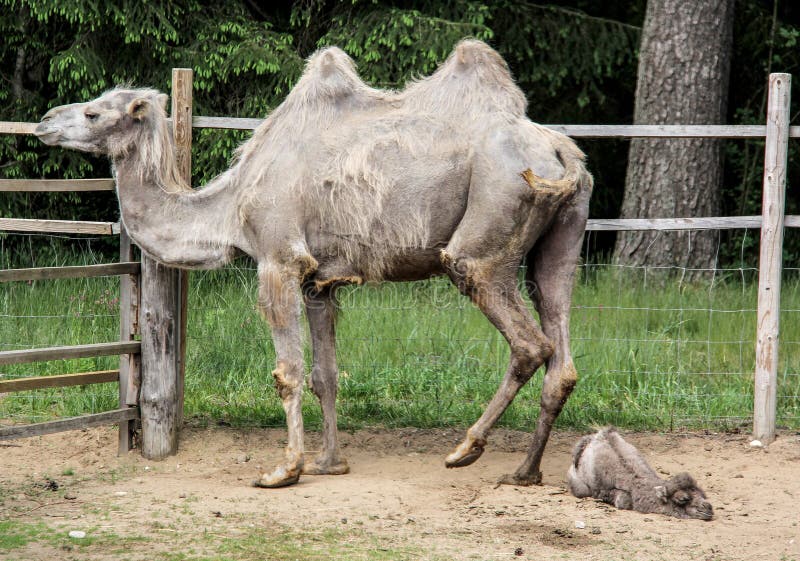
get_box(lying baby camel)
[567,427,713,520]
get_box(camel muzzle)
[34,126,58,145]
[34,113,62,145]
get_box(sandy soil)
[1,425,798,561]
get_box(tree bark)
[12,5,30,104]
[614,0,735,272]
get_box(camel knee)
[272,360,303,400]
[309,366,338,400]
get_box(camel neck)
[112,154,243,269]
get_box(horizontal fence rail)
[0,341,141,366]
[6,119,800,138]
[587,215,800,231]
[0,262,139,282]
[547,124,800,138]
[0,179,115,192]
[189,117,800,137]
[0,122,37,135]
[0,408,139,441]
[0,370,120,392]
[0,218,120,235]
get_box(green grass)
[211,527,435,561]
[1,261,799,431]
[0,520,49,550]
[0,518,432,561]
[0,519,148,554]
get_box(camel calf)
[567,427,713,520]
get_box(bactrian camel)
[36,40,593,488]
[568,427,714,520]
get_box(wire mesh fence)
[3,228,798,433]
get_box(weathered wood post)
[172,68,193,427]
[139,257,182,459]
[118,226,140,454]
[138,69,192,459]
[753,73,791,444]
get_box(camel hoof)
[496,471,542,487]
[302,459,350,476]
[253,464,302,488]
[444,440,486,468]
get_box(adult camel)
[35,39,593,488]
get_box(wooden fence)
[0,70,191,458]
[0,215,141,454]
[0,70,796,457]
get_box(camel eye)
[85,112,99,122]
[672,491,690,505]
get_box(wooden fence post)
[753,73,791,443]
[172,68,193,428]
[139,257,182,459]
[138,69,192,460]
[118,226,140,454]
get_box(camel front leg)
[302,287,349,475]
[254,263,306,488]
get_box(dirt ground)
[1,425,798,561]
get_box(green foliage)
[1,0,799,262]
[317,3,494,86]
[490,2,640,112]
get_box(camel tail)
[519,127,594,201]
[553,143,594,199]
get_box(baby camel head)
[654,472,714,520]
[35,88,168,156]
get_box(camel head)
[35,88,169,156]
[654,472,714,520]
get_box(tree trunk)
[12,6,30,104]
[613,0,735,272]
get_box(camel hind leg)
[439,153,574,469]
[498,186,589,486]
[441,252,554,469]
[442,172,553,467]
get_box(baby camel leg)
[442,255,554,468]
[254,264,306,488]
[302,288,349,475]
[498,197,588,486]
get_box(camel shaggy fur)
[568,428,714,520]
[35,39,592,488]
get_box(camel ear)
[666,472,695,494]
[672,490,691,506]
[654,485,669,503]
[126,98,151,121]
